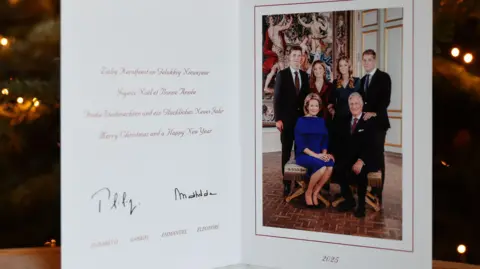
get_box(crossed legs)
[305,166,333,206]
[313,166,333,205]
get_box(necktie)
[351,118,358,133]
[364,74,370,92]
[294,71,300,94]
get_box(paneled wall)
[354,8,404,154]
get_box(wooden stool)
[331,172,382,212]
[283,160,330,207]
[366,171,382,212]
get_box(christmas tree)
[432,0,480,264]
[0,0,60,248]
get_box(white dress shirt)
[351,113,362,128]
[289,66,302,88]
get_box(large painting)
[261,11,352,127]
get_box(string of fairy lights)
[0,37,8,46]
[1,36,42,109]
[446,45,472,263]
[450,47,474,64]
[1,87,41,107]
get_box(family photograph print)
[258,6,405,244]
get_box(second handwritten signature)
[174,188,217,201]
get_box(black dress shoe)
[337,200,355,212]
[354,208,366,218]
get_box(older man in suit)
[274,45,310,196]
[358,49,392,205]
[333,92,380,218]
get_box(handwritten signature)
[91,187,140,215]
[174,188,217,201]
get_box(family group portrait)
[259,7,405,241]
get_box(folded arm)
[295,126,313,155]
[295,125,323,159]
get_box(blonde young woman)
[294,93,334,206]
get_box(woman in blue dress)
[295,93,335,206]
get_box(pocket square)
[358,129,364,132]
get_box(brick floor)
[262,151,403,240]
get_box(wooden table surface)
[0,247,479,269]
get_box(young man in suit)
[359,49,392,205]
[334,92,379,218]
[273,46,310,196]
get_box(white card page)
[61,0,241,269]
[239,0,432,268]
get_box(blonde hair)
[303,93,322,115]
[335,56,355,89]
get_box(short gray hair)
[348,92,363,103]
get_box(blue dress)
[294,116,335,177]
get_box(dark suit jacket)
[332,113,380,172]
[359,69,392,130]
[273,68,310,127]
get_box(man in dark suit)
[273,46,310,196]
[358,49,391,204]
[334,92,380,218]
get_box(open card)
[61,0,432,268]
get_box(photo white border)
[240,0,431,267]
[253,0,412,252]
